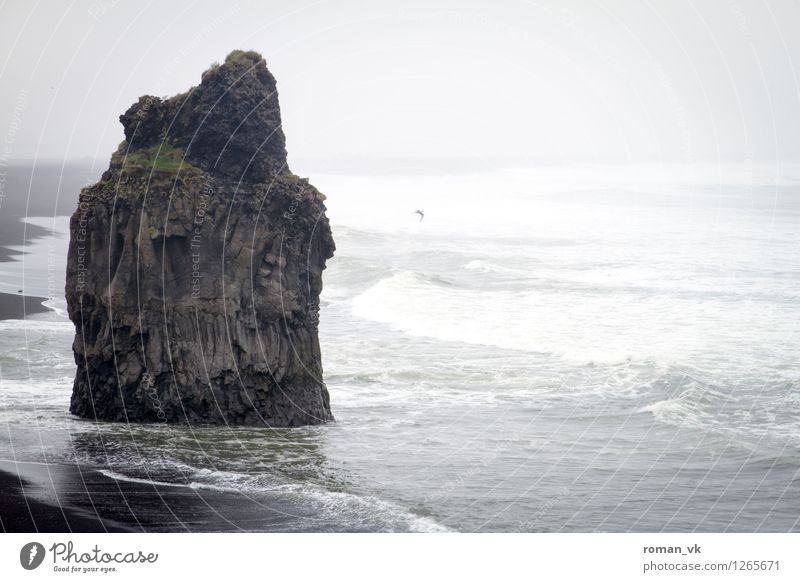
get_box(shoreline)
[0,291,52,320]
[0,217,51,263]
[0,212,71,300]
[0,462,130,533]
[0,459,347,533]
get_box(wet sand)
[0,161,94,261]
[0,460,335,533]
[0,291,51,320]
[0,462,128,532]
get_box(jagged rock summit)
[66,50,335,426]
[119,50,288,183]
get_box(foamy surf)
[42,297,69,319]
[98,465,452,532]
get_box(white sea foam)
[98,469,187,488]
[41,297,69,319]
[351,266,799,371]
[100,465,452,532]
[0,318,73,333]
[464,259,524,276]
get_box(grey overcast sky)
[1,0,798,164]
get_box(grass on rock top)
[113,145,200,176]
[224,49,263,66]
[203,50,264,78]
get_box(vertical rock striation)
[66,50,335,426]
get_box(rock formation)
[65,50,335,426]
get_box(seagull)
[412,210,424,222]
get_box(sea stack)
[65,50,335,426]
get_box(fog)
[1,0,799,167]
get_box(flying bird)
[412,210,424,222]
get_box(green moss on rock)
[112,144,198,175]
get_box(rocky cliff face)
[65,50,335,426]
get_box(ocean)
[1,162,798,532]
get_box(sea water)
[1,162,798,531]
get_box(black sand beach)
[0,291,50,320]
[0,169,64,320]
[0,219,50,262]
[0,162,90,260]
[0,463,127,532]
[0,460,342,533]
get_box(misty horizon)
[2,0,800,166]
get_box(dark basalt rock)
[65,50,335,426]
[119,51,288,184]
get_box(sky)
[0,0,799,166]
